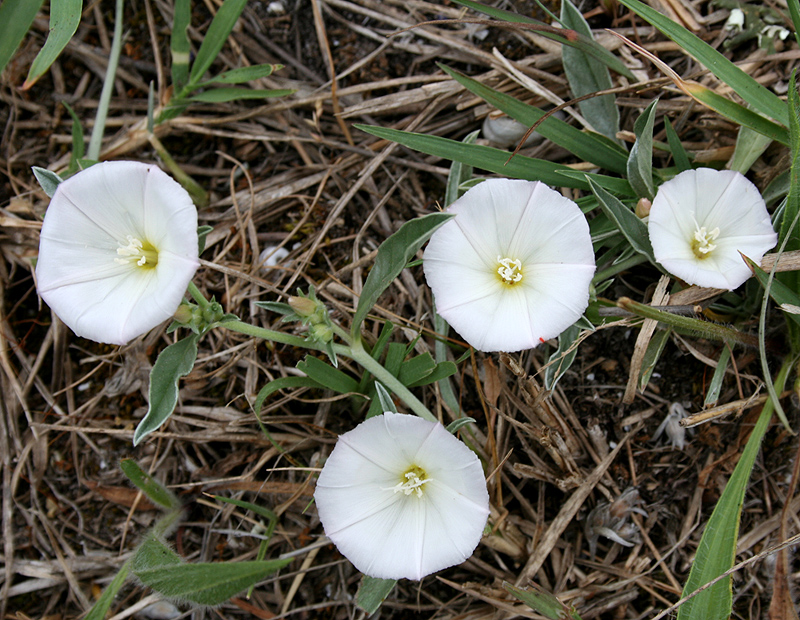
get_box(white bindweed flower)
[314,412,490,580]
[423,179,595,352]
[36,161,200,345]
[647,168,777,290]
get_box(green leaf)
[728,123,772,174]
[212,495,278,525]
[406,361,457,388]
[780,71,800,252]
[544,324,582,390]
[23,0,81,89]
[617,0,788,127]
[356,576,397,614]
[638,327,671,390]
[677,371,786,620]
[202,63,283,84]
[683,83,788,145]
[445,417,477,434]
[398,352,437,386]
[441,65,627,173]
[133,534,291,606]
[134,334,200,446]
[627,99,658,200]
[357,125,593,189]
[0,0,44,78]
[504,582,583,620]
[374,382,398,413]
[187,87,294,103]
[556,170,634,197]
[704,343,730,407]
[120,459,181,511]
[84,559,132,620]
[560,0,620,142]
[450,0,634,79]
[62,101,85,174]
[171,0,191,90]
[588,177,656,265]
[32,167,63,197]
[445,130,479,206]
[664,117,692,172]
[188,0,248,85]
[296,355,359,394]
[351,212,453,336]
[746,258,800,331]
[789,0,800,50]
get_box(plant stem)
[87,0,124,160]
[222,320,317,349]
[187,281,210,309]
[346,339,438,423]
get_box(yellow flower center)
[496,256,523,285]
[115,235,158,268]
[389,465,431,499]
[691,225,720,260]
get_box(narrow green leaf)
[560,0,620,142]
[171,0,191,89]
[188,0,248,85]
[202,63,283,84]
[728,123,772,174]
[677,370,785,620]
[356,576,397,614]
[441,65,627,173]
[504,582,583,620]
[450,0,634,79]
[61,101,85,174]
[120,460,181,511]
[142,560,293,606]
[780,71,800,251]
[351,212,453,336]
[32,167,63,197]
[398,352,437,386]
[704,343,730,407]
[638,327,671,390]
[84,559,132,620]
[357,125,593,189]
[763,170,790,207]
[627,99,658,200]
[374,382,397,413]
[406,361,457,388]
[212,496,278,524]
[544,324,582,390]
[445,130,479,206]
[617,0,788,126]
[789,0,800,50]
[664,117,692,172]
[253,376,322,417]
[556,170,634,196]
[134,334,200,446]
[0,0,44,78]
[23,0,81,89]
[684,83,788,145]
[746,258,800,331]
[588,178,656,264]
[445,416,477,434]
[297,355,359,394]
[187,87,294,103]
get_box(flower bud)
[309,323,333,343]
[635,197,652,218]
[288,295,318,318]
[173,304,194,324]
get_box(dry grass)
[1,0,799,618]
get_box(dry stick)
[312,0,353,146]
[515,425,641,585]
[769,436,800,619]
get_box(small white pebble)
[139,600,180,620]
[258,245,289,269]
[266,1,285,15]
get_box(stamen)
[691,225,720,259]
[497,256,523,285]
[385,466,432,499]
[115,235,158,267]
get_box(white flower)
[423,179,595,352]
[647,168,777,290]
[314,412,489,580]
[36,161,200,345]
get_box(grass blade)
[617,0,788,126]
[627,99,658,200]
[0,0,44,78]
[188,0,248,86]
[171,0,191,90]
[22,0,81,89]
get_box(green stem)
[618,297,758,348]
[187,281,210,309]
[346,339,438,423]
[221,320,437,422]
[87,0,124,160]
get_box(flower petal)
[36,161,200,344]
[424,179,595,352]
[314,413,489,580]
[648,168,777,290]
